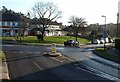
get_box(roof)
[0,11,20,22]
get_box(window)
[5,22,7,26]
[7,22,10,26]
[2,22,5,26]
[15,22,18,26]
[10,22,12,26]
[12,22,15,26]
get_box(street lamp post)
[101,15,106,50]
[117,13,119,38]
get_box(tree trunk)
[41,30,44,41]
[75,35,77,41]
[41,25,45,41]
[75,28,78,41]
[75,32,78,41]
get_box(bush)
[0,51,5,61]
[94,48,120,63]
[115,39,120,50]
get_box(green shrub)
[0,51,5,61]
[94,48,120,63]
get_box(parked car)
[100,37,113,43]
[92,39,101,44]
[100,38,105,44]
[105,37,109,43]
[108,37,114,43]
[64,40,80,46]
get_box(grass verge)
[93,48,120,63]
[0,51,5,61]
[1,36,90,44]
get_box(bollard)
[52,43,56,53]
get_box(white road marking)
[35,52,41,54]
[51,57,63,63]
[76,66,120,80]
[74,64,79,66]
[19,52,24,53]
[32,61,43,70]
[15,51,41,54]
[13,51,17,53]
[27,52,32,54]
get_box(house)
[29,18,64,36]
[0,7,30,36]
[45,21,63,36]
[0,10,20,36]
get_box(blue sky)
[0,0,119,25]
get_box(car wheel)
[64,44,66,47]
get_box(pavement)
[1,40,120,80]
[0,59,9,80]
[1,61,9,80]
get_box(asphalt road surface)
[2,44,116,80]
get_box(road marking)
[51,57,63,63]
[13,51,17,53]
[14,51,41,54]
[76,66,120,80]
[35,52,41,54]
[19,52,24,53]
[74,64,79,66]
[85,66,120,80]
[32,61,43,70]
[27,52,32,54]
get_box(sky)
[0,0,119,25]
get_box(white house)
[0,21,20,36]
[0,9,29,36]
[45,24,63,36]
[0,10,21,36]
[29,19,63,36]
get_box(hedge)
[115,39,120,50]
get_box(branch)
[50,11,62,21]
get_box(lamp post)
[101,15,106,50]
[117,13,119,38]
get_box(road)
[2,44,118,80]
[46,45,120,80]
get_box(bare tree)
[17,13,31,43]
[31,2,62,40]
[20,15,30,36]
[68,16,87,41]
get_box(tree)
[31,2,62,40]
[68,16,87,41]
[106,23,117,37]
[2,6,8,12]
[16,12,31,43]
[20,15,30,37]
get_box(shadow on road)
[13,61,108,80]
